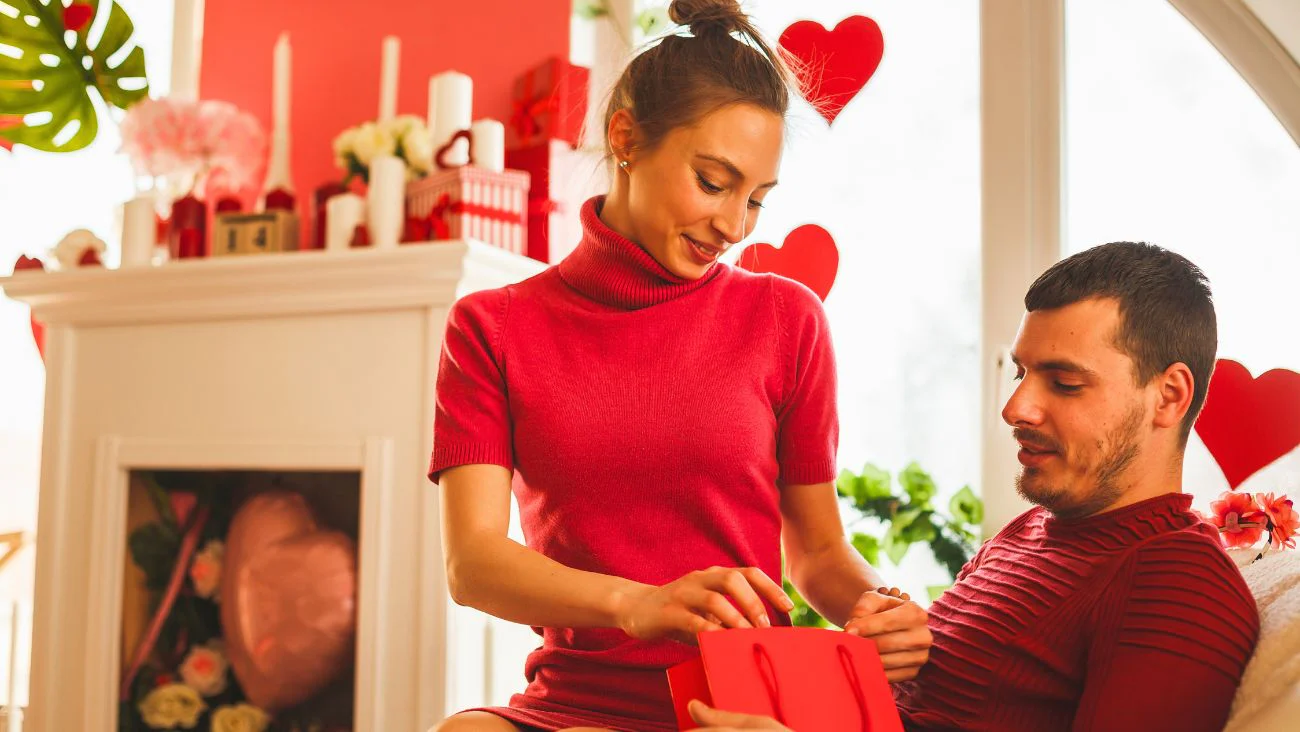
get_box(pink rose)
[179,643,229,697]
[189,539,224,599]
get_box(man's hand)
[688,700,792,731]
[843,587,932,682]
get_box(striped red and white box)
[405,166,531,256]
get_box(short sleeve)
[772,278,839,485]
[427,288,515,483]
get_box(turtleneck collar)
[557,196,725,310]
[1042,491,1195,538]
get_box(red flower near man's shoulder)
[1257,492,1299,550]
[1208,491,1268,548]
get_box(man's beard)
[1015,403,1144,520]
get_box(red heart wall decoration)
[779,16,884,125]
[1194,359,1300,489]
[737,224,839,302]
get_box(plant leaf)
[898,462,937,507]
[850,531,881,567]
[882,508,921,565]
[860,463,893,500]
[128,522,179,591]
[0,0,149,152]
[949,485,984,526]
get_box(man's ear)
[1153,361,1195,432]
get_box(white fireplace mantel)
[0,242,545,732]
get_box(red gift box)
[506,140,605,263]
[405,166,530,256]
[509,57,590,149]
[667,627,903,731]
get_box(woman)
[431,1,931,730]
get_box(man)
[688,242,1259,731]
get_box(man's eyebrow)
[1010,353,1098,376]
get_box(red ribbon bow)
[510,90,561,144]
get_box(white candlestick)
[367,155,406,249]
[431,71,472,168]
[170,0,204,101]
[325,192,366,251]
[378,36,401,123]
[120,194,157,267]
[263,33,294,195]
[470,119,505,173]
[272,32,291,134]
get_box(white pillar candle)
[170,0,203,101]
[120,194,157,267]
[367,155,406,249]
[470,119,505,172]
[325,192,366,251]
[378,36,401,123]
[431,71,472,167]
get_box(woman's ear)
[607,108,639,165]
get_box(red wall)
[199,0,571,205]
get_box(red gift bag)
[667,627,903,731]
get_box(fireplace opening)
[119,469,360,732]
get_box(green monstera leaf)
[0,0,149,152]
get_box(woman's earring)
[619,159,630,171]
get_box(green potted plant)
[787,462,984,627]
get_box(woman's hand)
[843,587,932,682]
[616,566,793,645]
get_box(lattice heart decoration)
[779,15,885,125]
[737,224,839,302]
[1194,359,1300,489]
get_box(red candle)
[168,194,206,259]
[311,182,348,250]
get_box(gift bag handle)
[837,643,872,732]
[750,642,873,731]
[752,643,788,724]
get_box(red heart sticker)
[779,16,884,125]
[737,224,839,302]
[1194,359,1300,489]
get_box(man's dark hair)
[1025,242,1217,444]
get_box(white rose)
[211,703,271,732]
[179,642,228,697]
[138,683,205,729]
[189,539,224,599]
[350,121,395,166]
[332,127,358,168]
[400,125,435,175]
[50,228,107,269]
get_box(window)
[746,0,981,599]
[1066,0,1300,501]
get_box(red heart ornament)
[1194,359,1300,489]
[779,16,884,125]
[221,492,357,711]
[737,224,839,301]
[12,255,46,361]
